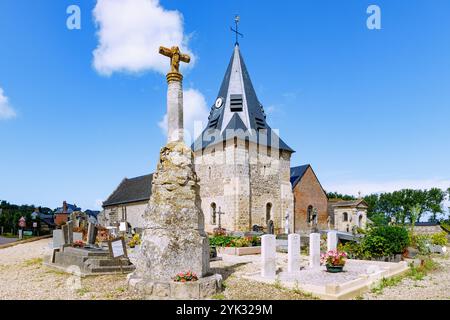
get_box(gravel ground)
[361,253,450,300]
[1,239,448,300]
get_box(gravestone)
[66,221,74,244]
[73,232,83,242]
[261,234,276,278]
[87,222,98,245]
[61,224,69,244]
[327,231,338,252]
[288,234,300,273]
[52,230,65,248]
[309,233,321,268]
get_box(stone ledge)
[128,273,222,300]
[217,246,261,256]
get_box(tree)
[426,188,445,222]
[327,192,356,201]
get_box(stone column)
[309,233,321,268]
[167,79,184,143]
[288,234,300,273]
[327,231,338,252]
[261,234,276,278]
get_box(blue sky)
[0,0,449,211]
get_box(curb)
[0,234,52,249]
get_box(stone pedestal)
[327,231,338,252]
[287,234,300,273]
[309,233,321,268]
[261,234,276,278]
[128,141,221,298]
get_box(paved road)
[0,236,18,245]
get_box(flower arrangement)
[321,250,347,267]
[174,271,198,282]
[73,240,85,248]
[128,234,141,248]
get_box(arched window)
[307,205,313,223]
[343,212,348,222]
[266,203,272,222]
[358,215,363,227]
[208,167,212,179]
[211,203,217,224]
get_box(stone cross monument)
[159,46,190,143]
[128,45,221,299]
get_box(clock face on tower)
[215,97,223,109]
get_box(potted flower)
[73,240,85,248]
[174,271,198,282]
[321,249,347,273]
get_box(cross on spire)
[230,15,243,45]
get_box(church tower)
[193,44,294,234]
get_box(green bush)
[354,225,410,258]
[209,235,259,248]
[411,234,431,255]
[431,232,448,246]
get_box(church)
[100,44,367,235]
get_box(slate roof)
[290,165,310,187]
[192,45,293,153]
[54,203,81,214]
[103,174,153,207]
[330,199,368,208]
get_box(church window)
[358,215,363,227]
[230,94,243,112]
[245,139,249,150]
[307,205,313,223]
[211,203,217,224]
[343,212,348,222]
[266,203,272,222]
[234,137,238,148]
[208,167,212,179]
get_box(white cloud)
[93,0,195,76]
[158,88,209,143]
[0,87,16,120]
[323,178,450,197]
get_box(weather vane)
[230,15,243,45]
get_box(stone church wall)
[194,139,293,234]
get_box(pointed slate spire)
[193,45,293,153]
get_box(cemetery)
[0,6,449,304]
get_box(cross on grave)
[217,207,225,230]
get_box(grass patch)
[371,275,403,295]
[76,287,90,297]
[211,293,226,300]
[273,276,283,290]
[23,257,43,267]
[116,287,126,293]
[371,256,440,295]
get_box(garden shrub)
[209,235,260,248]
[431,231,448,246]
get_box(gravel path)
[1,240,448,300]
[361,253,450,300]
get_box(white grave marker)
[327,231,338,252]
[261,234,276,278]
[309,233,321,268]
[288,234,300,273]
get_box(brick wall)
[292,167,328,233]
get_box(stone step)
[88,265,135,273]
[85,258,132,267]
